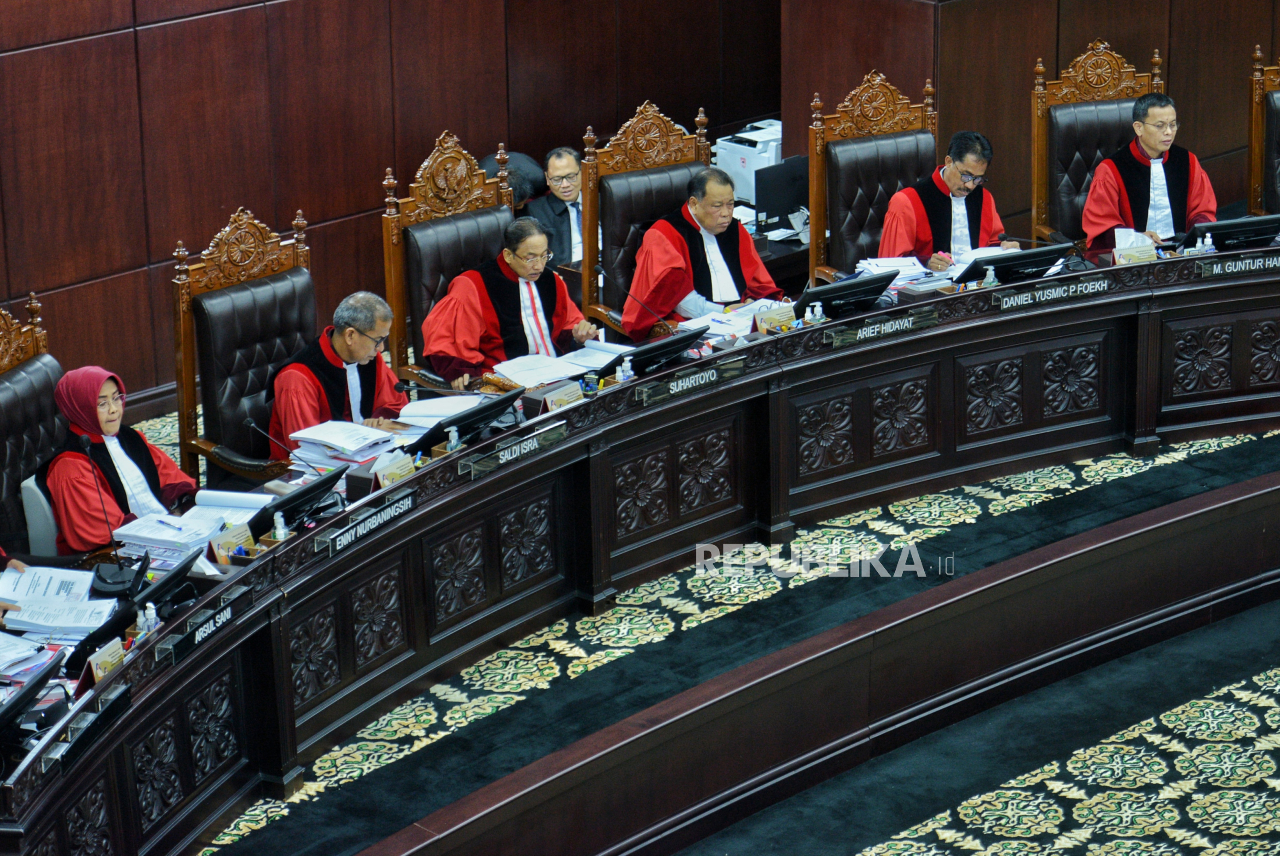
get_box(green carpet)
[678,593,1280,856]
[204,432,1280,856]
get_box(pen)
[156,519,184,532]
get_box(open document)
[0,566,93,604]
[5,598,117,636]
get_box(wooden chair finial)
[24,292,41,327]
[174,241,189,275]
[1152,49,1162,88]
[923,79,934,111]
[811,93,823,125]
[1034,58,1045,92]
[383,168,398,216]
[292,210,307,250]
[584,125,597,155]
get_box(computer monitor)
[248,464,350,540]
[133,547,201,611]
[755,155,809,233]
[406,387,526,454]
[612,326,708,377]
[1180,214,1280,252]
[953,244,1073,285]
[0,648,67,737]
[793,271,897,320]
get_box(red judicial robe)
[1082,139,1217,252]
[39,425,197,555]
[423,254,585,382]
[879,168,1005,263]
[267,327,407,458]
[623,204,782,341]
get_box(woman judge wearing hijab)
[38,367,197,555]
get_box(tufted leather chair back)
[192,269,315,475]
[1266,91,1280,213]
[0,354,64,551]
[598,162,705,305]
[826,130,935,270]
[403,206,512,359]
[1047,99,1136,241]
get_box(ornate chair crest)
[1031,40,1163,238]
[808,72,936,284]
[174,208,309,478]
[579,101,711,332]
[1249,45,1280,215]
[0,294,48,376]
[382,131,513,372]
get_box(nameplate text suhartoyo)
[1197,250,1280,279]
[825,306,938,349]
[635,358,746,406]
[992,277,1110,311]
[315,489,417,557]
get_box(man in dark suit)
[525,147,583,267]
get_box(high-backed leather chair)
[1031,40,1163,243]
[0,294,65,553]
[808,72,937,283]
[174,208,315,485]
[580,102,711,334]
[382,131,514,382]
[1249,45,1280,215]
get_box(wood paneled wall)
[0,0,781,418]
[781,0,1271,239]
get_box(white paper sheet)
[0,566,93,604]
[289,421,393,455]
[582,340,634,356]
[1115,228,1155,249]
[493,355,577,387]
[4,598,117,634]
[194,490,273,510]
[558,348,618,370]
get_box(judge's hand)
[1000,240,1021,250]
[451,374,471,391]
[927,253,953,272]
[1143,231,1164,244]
[362,418,397,431]
[572,320,599,344]
[4,559,26,572]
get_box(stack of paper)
[290,421,396,472]
[5,598,117,640]
[0,632,46,677]
[0,566,93,605]
[397,395,487,435]
[114,514,224,552]
[183,490,274,526]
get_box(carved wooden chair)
[580,101,712,334]
[174,208,315,485]
[1031,40,1163,243]
[1249,46,1280,215]
[382,131,514,384]
[808,72,937,283]
[0,294,64,554]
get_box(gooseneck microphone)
[998,233,1059,247]
[81,434,122,566]
[393,381,458,397]
[594,264,675,337]
[243,418,324,478]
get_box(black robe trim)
[477,257,562,360]
[913,170,984,255]
[268,334,378,421]
[1105,143,1191,234]
[37,427,161,516]
[661,210,747,302]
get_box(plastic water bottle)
[620,357,634,382]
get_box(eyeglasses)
[547,173,580,186]
[356,329,389,348]
[957,171,987,187]
[96,394,125,411]
[1142,121,1180,133]
[514,251,554,264]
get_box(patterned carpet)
[191,430,1277,854]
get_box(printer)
[712,119,782,206]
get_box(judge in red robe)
[623,167,783,341]
[1082,93,1216,255]
[423,217,598,390]
[268,292,408,458]
[880,131,1019,272]
[37,366,197,555]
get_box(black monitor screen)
[953,244,1072,285]
[1181,214,1280,252]
[625,326,708,376]
[794,271,897,320]
[755,155,809,231]
[406,387,526,454]
[249,464,350,539]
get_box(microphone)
[244,418,324,478]
[393,381,458,397]
[81,434,122,566]
[594,264,675,337]
[998,233,1063,247]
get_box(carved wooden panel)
[31,830,57,856]
[797,396,854,475]
[1042,344,1101,417]
[614,449,671,537]
[816,71,936,141]
[1037,40,1156,111]
[1171,325,1233,396]
[432,526,486,623]
[593,101,702,175]
[676,428,734,515]
[395,131,511,226]
[964,358,1025,434]
[871,378,930,457]
[66,778,113,856]
[1250,320,1280,386]
[0,294,47,375]
[499,497,554,591]
[130,717,184,833]
[352,570,406,670]
[177,207,309,306]
[290,604,340,709]
[186,672,239,787]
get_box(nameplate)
[466,421,568,479]
[825,306,938,348]
[1197,251,1280,279]
[992,276,1110,311]
[634,358,746,407]
[314,488,417,557]
[160,584,250,664]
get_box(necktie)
[572,201,582,237]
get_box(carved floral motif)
[965,359,1024,434]
[828,71,929,138]
[871,379,929,456]
[290,605,340,708]
[32,831,56,856]
[131,718,184,832]
[614,450,671,536]
[187,672,239,786]
[1250,320,1280,386]
[677,429,733,515]
[432,527,486,622]
[66,779,113,856]
[186,208,307,296]
[596,102,696,172]
[499,498,554,590]
[797,397,854,475]
[406,132,504,222]
[1172,325,1232,396]
[1043,344,1101,416]
[352,571,406,669]
[0,294,44,376]
[1050,41,1147,104]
